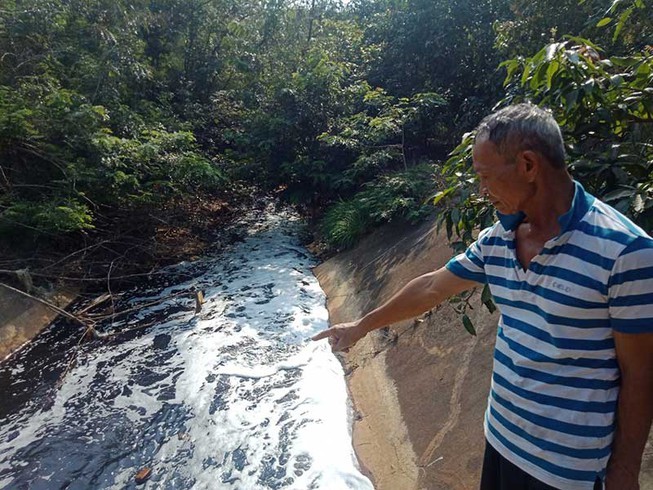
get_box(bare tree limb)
[0,269,193,283]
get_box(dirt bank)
[314,215,653,490]
[0,286,76,361]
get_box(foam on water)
[0,204,373,489]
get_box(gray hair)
[475,103,567,169]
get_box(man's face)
[472,137,529,215]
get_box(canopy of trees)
[0,0,651,258]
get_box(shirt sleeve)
[445,225,494,284]
[608,236,653,334]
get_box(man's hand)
[310,267,477,353]
[312,321,367,352]
[605,461,639,490]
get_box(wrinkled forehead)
[472,137,506,172]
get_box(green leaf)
[462,314,477,336]
[521,63,532,86]
[481,284,496,313]
[613,8,633,41]
[432,186,454,206]
[481,284,493,304]
[546,60,560,89]
[451,207,460,224]
[484,300,497,314]
[500,59,521,86]
[564,89,579,108]
[562,36,603,52]
[596,17,612,27]
[608,0,623,13]
[530,63,548,90]
[582,78,596,94]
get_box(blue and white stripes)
[446,181,653,490]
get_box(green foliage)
[359,0,513,143]
[321,164,436,250]
[447,285,497,337]
[437,3,653,244]
[594,0,652,45]
[0,3,231,238]
[321,199,369,250]
[462,315,477,336]
[493,0,600,58]
[432,132,496,251]
[92,128,224,204]
[312,85,446,200]
[0,78,226,235]
[1,200,94,234]
[429,0,652,335]
[1,0,650,262]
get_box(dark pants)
[480,441,603,490]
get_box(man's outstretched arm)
[312,267,479,351]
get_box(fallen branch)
[75,292,113,316]
[87,290,191,321]
[41,240,112,271]
[0,268,193,283]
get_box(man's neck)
[521,174,575,239]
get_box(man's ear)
[519,150,540,182]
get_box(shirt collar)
[497,210,525,231]
[497,180,594,234]
[557,180,594,234]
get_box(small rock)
[135,467,152,485]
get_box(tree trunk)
[307,0,317,46]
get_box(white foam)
[0,205,372,489]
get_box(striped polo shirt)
[446,181,653,490]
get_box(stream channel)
[0,203,373,490]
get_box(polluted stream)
[0,204,373,490]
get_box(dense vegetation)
[0,0,651,284]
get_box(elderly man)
[312,103,653,490]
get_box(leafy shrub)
[0,200,94,234]
[91,128,225,205]
[321,164,437,250]
[0,76,227,237]
[321,199,369,250]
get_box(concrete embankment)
[314,215,653,490]
[0,285,76,362]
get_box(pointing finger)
[311,329,335,341]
